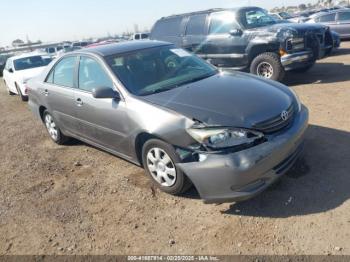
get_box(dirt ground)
[1,42,350,256]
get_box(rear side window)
[47,56,77,87]
[338,12,350,21]
[318,13,336,22]
[152,17,183,37]
[141,33,149,39]
[186,14,207,35]
[209,11,240,34]
[78,56,113,92]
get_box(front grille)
[253,105,295,134]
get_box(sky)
[0,0,315,47]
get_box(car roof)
[313,9,348,18]
[9,52,49,60]
[159,6,263,19]
[77,40,172,57]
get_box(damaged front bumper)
[281,50,314,70]
[177,105,309,204]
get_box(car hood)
[247,21,327,38]
[140,71,293,128]
[15,67,46,82]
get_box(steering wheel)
[165,55,180,69]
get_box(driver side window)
[209,12,240,35]
[78,56,113,92]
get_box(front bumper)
[177,105,309,204]
[281,51,314,71]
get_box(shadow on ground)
[284,62,350,86]
[222,125,350,218]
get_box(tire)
[142,139,192,195]
[250,52,285,82]
[4,81,15,95]
[15,83,28,102]
[43,110,69,145]
[290,62,315,73]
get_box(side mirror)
[229,29,243,37]
[8,68,14,73]
[92,86,121,100]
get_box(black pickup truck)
[150,7,338,81]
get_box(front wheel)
[4,81,15,95]
[142,139,192,195]
[43,110,69,145]
[250,52,285,82]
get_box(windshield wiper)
[141,71,217,96]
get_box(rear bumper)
[177,105,309,204]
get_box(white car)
[2,53,52,101]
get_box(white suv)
[3,53,52,101]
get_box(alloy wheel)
[257,62,274,78]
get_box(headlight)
[289,87,302,112]
[187,127,264,149]
[286,37,305,51]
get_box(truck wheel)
[291,62,315,73]
[142,139,192,195]
[250,52,285,82]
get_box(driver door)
[204,11,247,68]
[74,55,130,155]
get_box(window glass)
[13,56,52,71]
[242,9,277,29]
[78,56,113,92]
[338,12,350,21]
[151,17,183,37]
[51,56,77,87]
[135,34,140,40]
[106,46,217,96]
[319,13,336,22]
[209,12,240,34]
[141,33,149,39]
[186,14,207,35]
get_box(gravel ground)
[0,42,350,256]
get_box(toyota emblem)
[281,111,289,121]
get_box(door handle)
[43,89,49,96]
[76,98,83,106]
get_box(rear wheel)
[15,83,28,102]
[43,110,69,145]
[142,139,192,195]
[250,52,285,82]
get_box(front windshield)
[241,8,278,29]
[106,46,218,96]
[13,56,52,71]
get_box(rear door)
[182,14,208,54]
[150,17,185,47]
[336,11,350,37]
[43,55,79,135]
[317,13,337,31]
[74,55,129,155]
